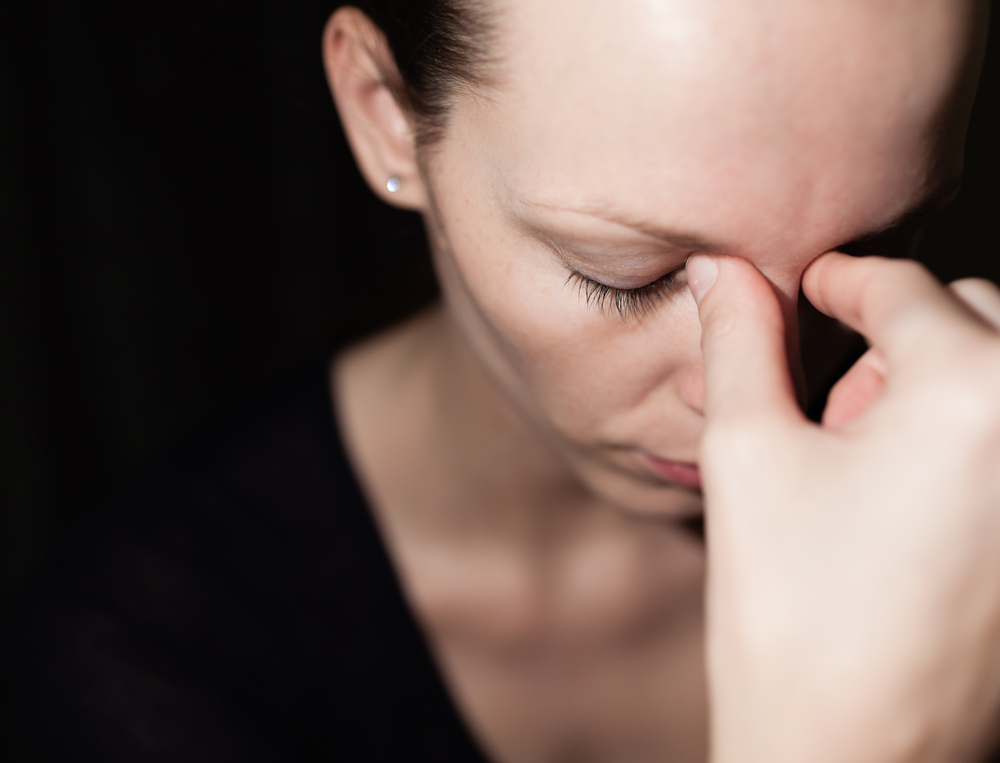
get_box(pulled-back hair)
[351,0,496,146]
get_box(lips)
[637,453,702,490]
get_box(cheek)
[440,219,703,438]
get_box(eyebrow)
[520,198,720,251]
[522,173,964,254]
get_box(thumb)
[687,254,801,426]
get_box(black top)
[12,363,1000,763]
[3,365,489,762]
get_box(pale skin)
[322,1,1000,762]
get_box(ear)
[322,7,428,211]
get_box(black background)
[1,2,999,760]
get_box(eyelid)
[568,266,687,320]
[538,232,690,286]
[569,267,671,291]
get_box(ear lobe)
[322,7,428,211]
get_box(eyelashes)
[566,268,685,320]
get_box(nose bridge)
[757,251,813,408]
[676,247,811,418]
[749,238,823,302]
[735,162,839,301]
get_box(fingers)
[802,252,975,364]
[688,254,801,425]
[949,278,1000,330]
[822,347,887,429]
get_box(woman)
[7,0,1000,761]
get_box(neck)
[333,301,705,643]
[431,306,603,530]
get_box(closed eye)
[567,268,685,320]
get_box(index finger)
[802,252,978,363]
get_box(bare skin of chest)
[424,555,708,763]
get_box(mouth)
[635,452,702,491]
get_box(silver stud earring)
[386,176,402,193]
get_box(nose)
[676,257,809,419]
[677,360,706,416]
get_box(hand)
[688,252,1000,763]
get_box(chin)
[578,463,705,519]
[559,443,704,518]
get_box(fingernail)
[686,255,718,305]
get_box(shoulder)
[3,354,486,763]
[1,363,389,760]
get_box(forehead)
[459,0,981,258]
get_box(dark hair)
[351,0,495,146]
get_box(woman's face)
[417,0,986,516]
